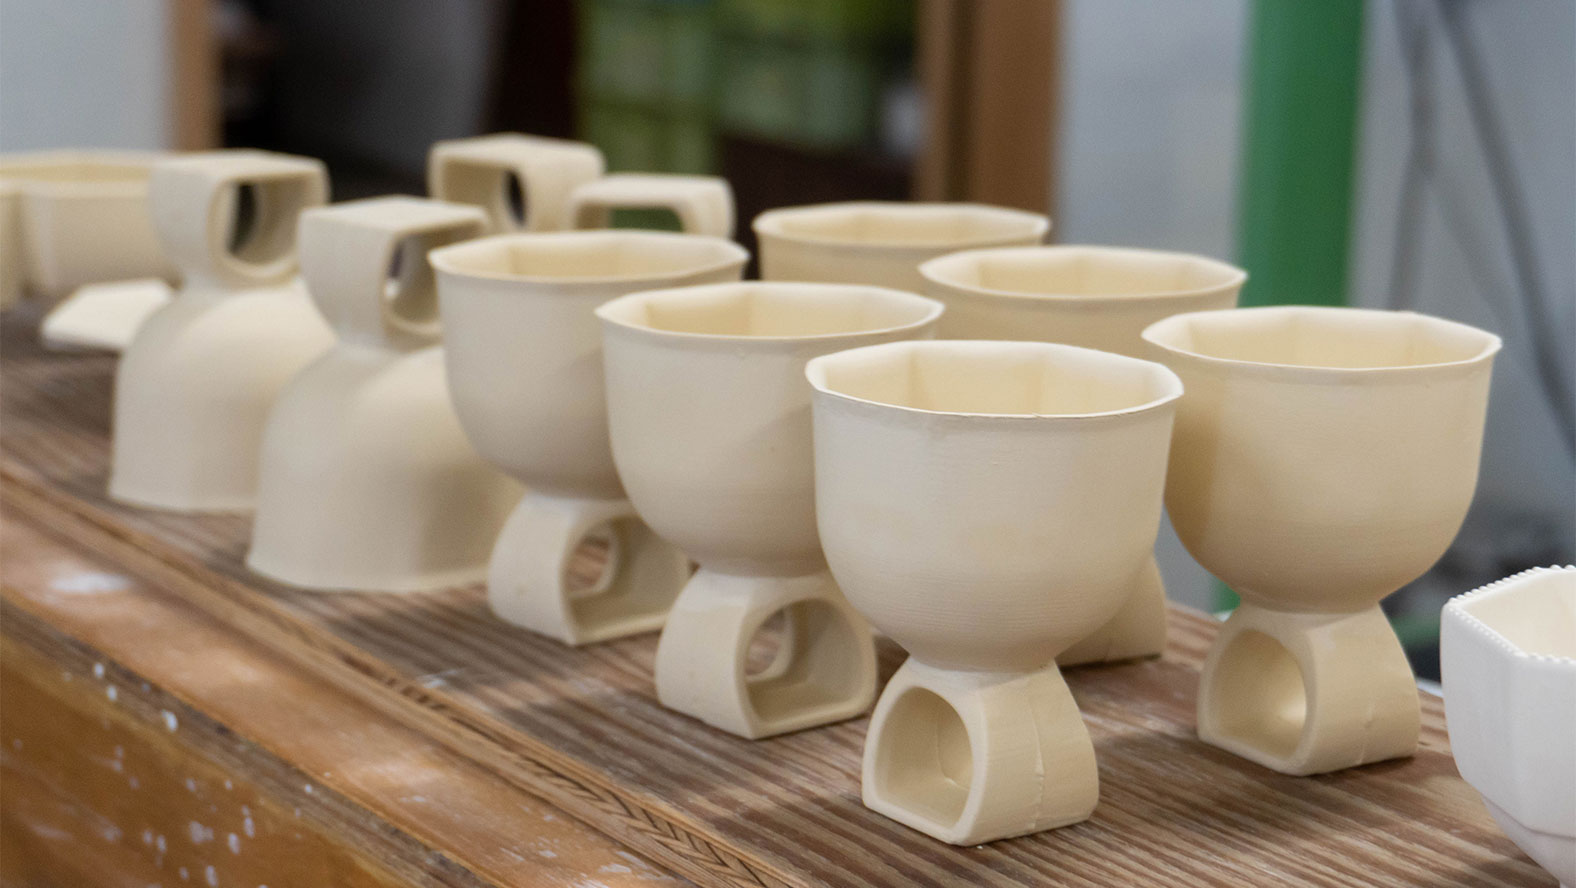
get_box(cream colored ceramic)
[919,245,1246,357]
[247,197,522,592]
[598,282,943,737]
[1143,305,1501,776]
[432,231,748,644]
[39,278,173,351]
[1443,566,1576,888]
[754,201,1048,292]
[568,173,734,238]
[110,150,333,512]
[428,133,605,233]
[0,180,21,309]
[0,151,173,302]
[808,340,1181,844]
[921,244,1247,666]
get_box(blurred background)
[1,0,1570,678]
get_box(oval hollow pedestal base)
[486,491,691,646]
[1057,554,1168,667]
[1198,602,1420,776]
[862,659,1098,845]
[654,569,876,739]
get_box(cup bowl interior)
[922,245,1245,301]
[809,339,1181,418]
[599,282,941,340]
[431,230,747,283]
[1143,305,1499,371]
[758,202,1047,250]
[0,158,153,187]
[1453,568,1576,663]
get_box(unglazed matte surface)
[807,340,1181,844]
[247,196,522,593]
[921,244,1247,666]
[568,173,735,238]
[5,311,1558,888]
[754,201,1048,292]
[599,282,942,737]
[427,133,604,233]
[1443,566,1576,888]
[0,151,173,302]
[0,179,22,309]
[432,230,748,645]
[38,278,173,352]
[110,150,334,513]
[1143,305,1502,776]
[919,245,1246,356]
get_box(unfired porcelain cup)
[1142,305,1502,776]
[431,231,749,645]
[598,282,943,738]
[568,173,735,238]
[248,197,522,592]
[807,340,1182,844]
[111,150,334,513]
[428,133,605,233]
[1443,565,1575,888]
[0,151,173,303]
[920,245,1247,665]
[753,201,1048,292]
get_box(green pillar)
[1236,0,1365,308]
[1219,0,1365,609]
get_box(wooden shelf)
[0,309,1550,887]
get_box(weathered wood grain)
[0,309,1552,887]
[1,623,414,888]
[1,500,686,888]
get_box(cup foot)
[654,569,876,738]
[1058,554,1167,666]
[486,492,691,645]
[1198,603,1420,775]
[863,659,1097,845]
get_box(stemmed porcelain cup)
[427,133,604,233]
[431,231,748,645]
[807,340,1182,844]
[0,151,172,303]
[754,201,1048,292]
[247,197,522,592]
[111,150,333,512]
[1142,305,1501,776]
[598,282,943,738]
[1442,566,1575,888]
[920,245,1246,665]
[567,173,734,238]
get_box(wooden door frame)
[915,0,1061,215]
[169,0,220,150]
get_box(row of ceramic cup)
[15,136,1568,874]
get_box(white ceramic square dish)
[1442,565,1576,887]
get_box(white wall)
[1349,0,1575,604]
[0,0,171,151]
[1056,0,1247,257]
[1055,0,1248,609]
